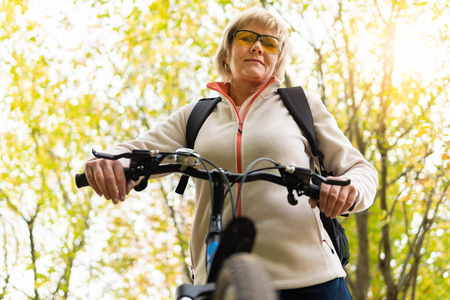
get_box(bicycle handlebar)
[75,149,350,201]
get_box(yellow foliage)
[1,1,449,300]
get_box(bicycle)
[75,148,350,300]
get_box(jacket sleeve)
[91,102,197,167]
[306,92,378,213]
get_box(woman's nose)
[250,40,264,54]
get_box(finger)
[338,186,358,216]
[319,183,332,212]
[320,183,339,216]
[112,161,126,202]
[94,159,119,202]
[100,161,121,204]
[309,198,319,209]
[323,185,342,218]
[90,164,109,198]
[85,165,102,197]
[330,188,347,219]
[126,180,135,194]
[92,163,111,200]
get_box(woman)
[83,8,378,299]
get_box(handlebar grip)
[305,183,320,200]
[75,173,89,188]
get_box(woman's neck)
[228,79,263,106]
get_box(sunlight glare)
[393,16,446,84]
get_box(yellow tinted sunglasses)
[233,30,281,54]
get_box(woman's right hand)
[83,159,135,204]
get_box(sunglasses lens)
[234,31,280,54]
[262,37,280,54]
[234,31,257,45]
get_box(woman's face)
[227,23,280,86]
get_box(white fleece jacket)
[104,78,378,290]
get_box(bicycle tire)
[213,253,277,300]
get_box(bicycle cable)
[235,157,280,217]
[176,152,237,219]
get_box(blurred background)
[1,0,449,299]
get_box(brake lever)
[92,149,133,160]
[92,149,163,163]
[92,149,167,192]
[314,174,351,186]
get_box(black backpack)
[177,86,350,267]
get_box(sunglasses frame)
[232,29,282,53]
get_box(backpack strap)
[176,97,222,195]
[277,87,329,176]
[186,97,222,149]
[279,87,351,264]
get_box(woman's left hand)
[309,176,358,219]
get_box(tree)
[1,0,448,299]
[269,1,449,299]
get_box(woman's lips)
[245,58,265,66]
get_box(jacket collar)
[206,76,281,104]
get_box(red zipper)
[235,80,276,216]
[236,121,243,216]
[207,78,278,216]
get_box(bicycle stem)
[205,174,226,273]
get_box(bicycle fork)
[205,176,257,283]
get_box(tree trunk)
[351,211,370,300]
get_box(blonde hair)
[214,8,291,81]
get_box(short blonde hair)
[214,8,291,81]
